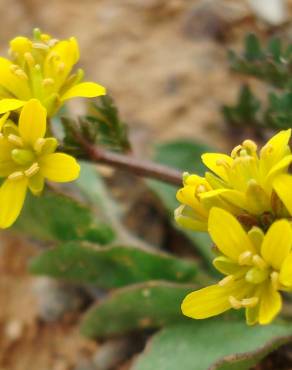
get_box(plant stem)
[79,138,182,187]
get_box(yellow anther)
[241,297,259,308]
[14,69,28,80]
[42,78,54,87]
[271,271,280,290]
[8,171,24,180]
[9,64,19,73]
[231,145,242,158]
[24,163,40,177]
[229,296,242,309]
[239,149,248,157]
[24,52,35,66]
[8,134,23,147]
[219,275,234,287]
[34,138,46,153]
[57,62,65,73]
[242,139,257,154]
[216,159,230,170]
[252,255,268,270]
[196,184,206,194]
[238,251,253,265]
[32,42,49,50]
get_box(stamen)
[241,297,259,308]
[34,138,45,153]
[231,145,242,158]
[271,271,280,290]
[8,134,23,147]
[216,159,230,171]
[42,78,54,87]
[24,163,40,177]
[14,69,28,80]
[196,184,206,194]
[24,52,35,66]
[8,171,24,180]
[57,62,65,73]
[229,296,242,309]
[32,42,49,50]
[252,255,268,270]
[9,64,19,73]
[218,275,234,287]
[242,139,257,154]
[238,251,253,265]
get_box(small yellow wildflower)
[0,29,106,116]
[0,99,80,228]
[182,207,292,325]
[175,129,292,231]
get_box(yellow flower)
[0,29,106,116]
[175,129,292,232]
[182,208,292,325]
[0,99,80,228]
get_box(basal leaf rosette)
[0,99,80,228]
[175,129,292,232]
[182,208,292,325]
[0,29,106,116]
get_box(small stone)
[93,338,134,370]
[4,320,23,341]
[32,277,90,322]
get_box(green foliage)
[87,95,131,152]
[132,320,292,370]
[222,85,261,129]
[229,34,292,89]
[224,34,292,131]
[80,281,193,338]
[148,140,214,264]
[14,191,115,245]
[30,242,203,288]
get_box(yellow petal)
[61,82,106,101]
[246,305,259,326]
[280,252,292,287]
[202,153,233,182]
[0,112,10,132]
[273,174,292,214]
[260,129,291,176]
[208,208,255,261]
[174,205,207,232]
[28,172,45,195]
[258,282,282,325]
[182,279,248,319]
[261,219,292,270]
[19,99,47,145]
[0,57,30,99]
[213,256,240,275]
[0,99,25,114]
[181,284,232,319]
[39,153,80,182]
[0,177,28,228]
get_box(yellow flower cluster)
[0,29,105,116]
[0,29,106,228]
[176,129,292,325]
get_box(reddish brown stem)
[80,139,182,187]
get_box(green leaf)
[148,140,214,264]
[132,320,292,370]
[87,95,131,152]
[80,281,193,338]
[30,242,203,288]
[244,33,263,61]
[222,85,261,129]
[13,191,115,245]
[265,91,292,129]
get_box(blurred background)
[1,0,292,369]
